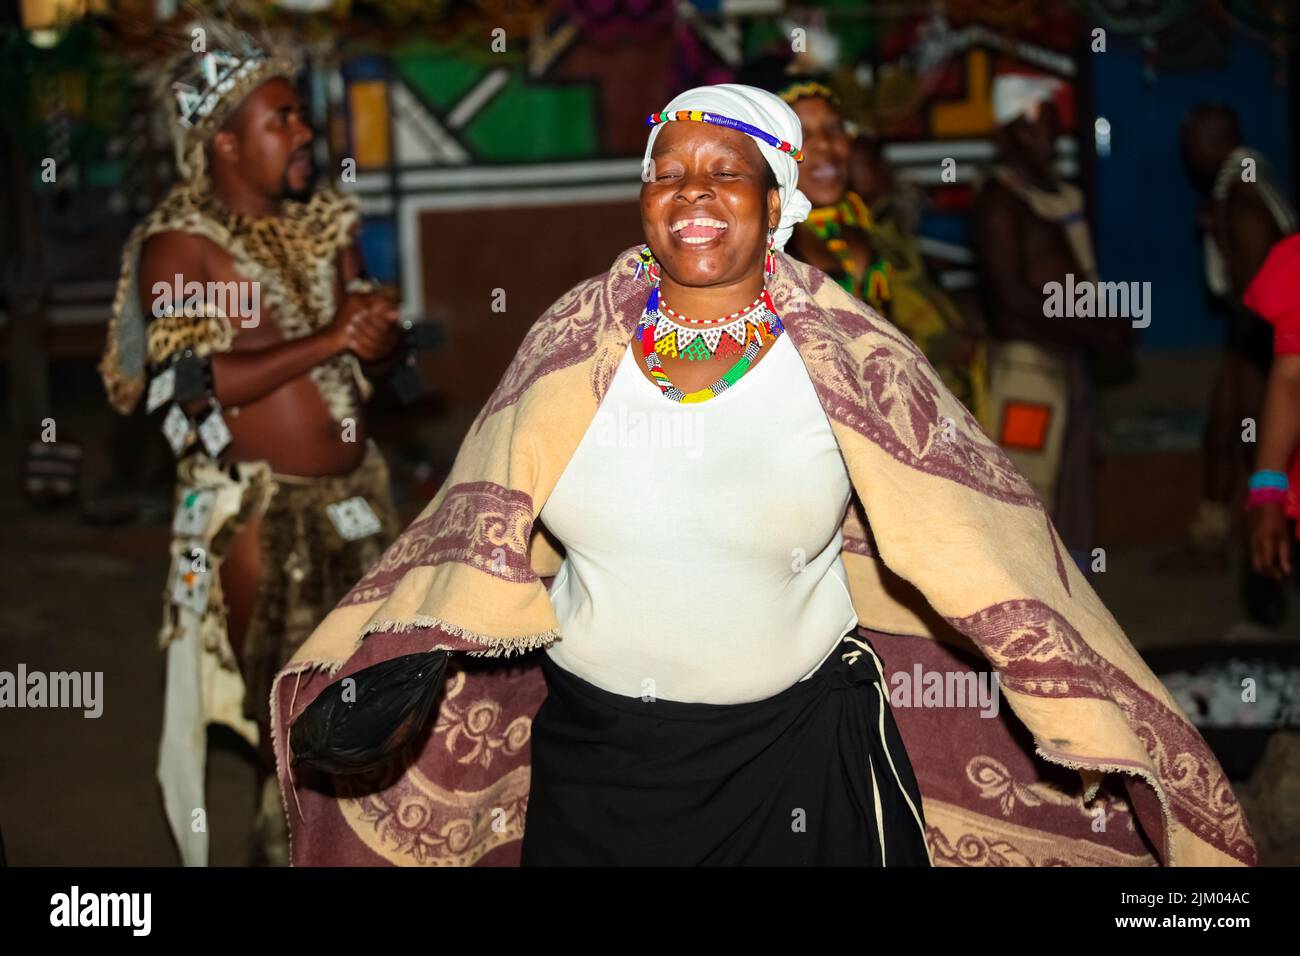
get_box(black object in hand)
[289,651,450,775]
[388,358,430,405]
[403,320,447,350]
[385,320,447,404]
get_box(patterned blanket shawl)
[272,245,1255,867]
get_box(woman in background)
[276,85,1255,872]
[741,60,989,425]
[1242,233,1300,591]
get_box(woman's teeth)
[671,217,728,243]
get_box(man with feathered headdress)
[99,17,404,866]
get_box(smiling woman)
[277,85,1256,871]
[742,65,990,425]
[632,90,808,401]
[635,135,780,394]
[284,85,932,868]
[516,87,932,865]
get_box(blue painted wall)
[1091,36,1292,350]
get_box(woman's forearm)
[1255,354,1300,474]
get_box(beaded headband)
[777,80,836,106]
[646,110,805,163]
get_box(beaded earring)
[764,228,776,277]
[634,245,661,286]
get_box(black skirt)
[521,634,932,866]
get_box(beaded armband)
[144,302,236,412]
[146,302,236,367]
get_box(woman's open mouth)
[808,162,843,184]
[669,216,728,246]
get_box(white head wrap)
[643,83,812,252]
[992,74,1064,127]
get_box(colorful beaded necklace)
[632,247,785,404]
[654,293,764,361]
[804,190,892,304]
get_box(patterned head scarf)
[158,19,299,180]
[644,84,813,252]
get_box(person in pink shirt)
[1241,233,1300,582]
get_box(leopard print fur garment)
[102,176,371,423]
[146,305,237,367]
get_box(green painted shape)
[816,0,878,62]
[463,75,597,161]
[392,45,597,161]
[393,44,485,112]
[742,2,876,70]
[743,21,787,60]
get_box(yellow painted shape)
[931,49,994,138]
[349,80,391,168]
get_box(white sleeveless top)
[538,330,859,705]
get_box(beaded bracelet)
[1248,469,1290,492]
[1246,487,1289,510]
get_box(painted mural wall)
[5,0,1293,379]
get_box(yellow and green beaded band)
[777,80,836,106]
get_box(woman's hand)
[1248,502,1294,579]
